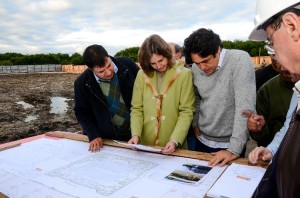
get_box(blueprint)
[36,152,158,197]
[0,138,226,198]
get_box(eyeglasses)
[264,44,275,55]
[265,16,283,53]
[265,30,276,51]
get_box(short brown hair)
[83,44,109,69]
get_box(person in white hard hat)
[249,0,300,79]
[249,0,300,197]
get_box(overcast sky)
[0,0,257,56]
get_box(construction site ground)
[0,72,81,144]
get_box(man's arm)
[249,85,272,145]
[228,51,256,156]
[209,51,256,166]
[248,92,297,163]
[267,92,298,155]
[74,79,101,142]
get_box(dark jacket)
[255,64,279,92]
[252,108,300,198]
[74,56,139,142]
[251,75,294,147]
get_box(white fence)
[0,64,62,73]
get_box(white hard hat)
[249,0,300,41]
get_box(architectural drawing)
[0,138,226,198]
[45,152,158,196]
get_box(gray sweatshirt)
[192,49,256,155]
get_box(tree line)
[0,52,83,66]
[0,40,266,65]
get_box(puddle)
[25,115,38,122]
[50,97,70,114]
[16,101,34,109]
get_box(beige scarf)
[143,68,181,145]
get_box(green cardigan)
[251,75,294,146]
[130,62,195,148]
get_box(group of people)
[74,28,256,167]
[74,0,300,196]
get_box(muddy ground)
[0,72,81,144]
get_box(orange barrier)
[251,56,271,66]
[62,65,87,73]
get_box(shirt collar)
[216,48,226,70]
[191,48,227,72]
[294,80,300,92]
[293,80,300,111]
[93,60,118,82]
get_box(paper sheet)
[206,163,266,198]
[113,140,162,153]
[0,138,226,198]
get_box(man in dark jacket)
[74,44,139,152]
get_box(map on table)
[0,138,226,198]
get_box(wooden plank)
[45,131,268,168]
[45,131,89,142]
[0,142,21,152]
[0,192,8,198]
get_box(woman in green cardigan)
[128,34,195,154]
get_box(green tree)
[115,46,139,62]
[222,40,266,57]
[11,56,26,65]
[0,60,13,65]
[57,53,71,64]
[70,53,83,65]
[0,40,269,66]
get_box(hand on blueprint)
[89,137,103,152]
[128,135,139,149]
[248,146,273,164]
[208,150,238,167]
[242,110,265,132]
[162,141,176,154]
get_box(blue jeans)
[194,139,223,153]
[187,126,198,151]
[194,139,246,157]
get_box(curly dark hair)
[183,28,222,62]
[83,44,109,69]
[138,34,174,77]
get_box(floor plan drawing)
[0,137,226,198]
[39,152,158,196]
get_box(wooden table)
[0,131,268,168]
[0,131,268,198]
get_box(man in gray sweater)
[183,28,256,166]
